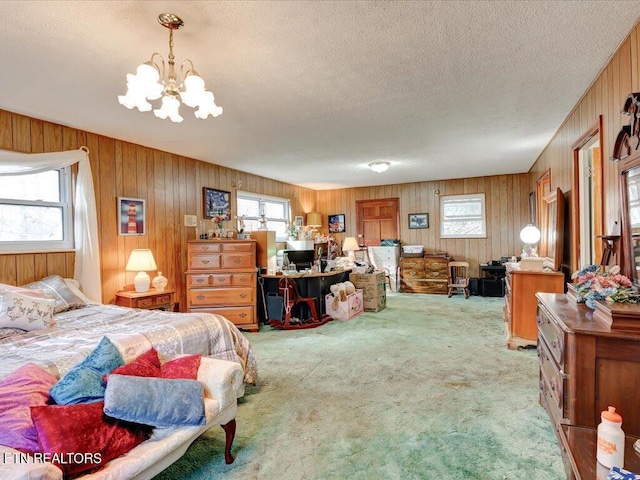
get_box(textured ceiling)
[1,1,639,190]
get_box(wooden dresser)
[185,239,258,332]
[536,292,640,477]
[399,254,450,294]
[503,262,564,349]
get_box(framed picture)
[294,216,304,228]
[408,213,429,229]
[203,187,231,220]
[328,214,346,233]
[529,191,536,224]
[118,197,146,236]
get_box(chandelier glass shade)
[118,13,222,123]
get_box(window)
[0,167,73,252]
[440,193,486,238]
[236,191,290,240]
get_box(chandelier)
[118,13,223,123]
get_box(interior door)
[356,198,399,246]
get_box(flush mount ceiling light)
[368,161,390,173]
[118,13,223,123]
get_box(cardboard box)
[325,289,364,321]
[350,271,386,287]
[350,272,387,312]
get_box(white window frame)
[440,193,487,239]
[236,191,291,241]
[0,166,74,252]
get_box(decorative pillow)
[105,348,161,381]
[161,354,202,380]
[104,375,206,428]
[0,291,56,331]
[22,275,87,314]
[0,283,48,298]
[30,401,150,476]
[0,363,57,453]
[49,336,124,405]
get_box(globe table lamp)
[520,224,541,257]
[125,249,158,292]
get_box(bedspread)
[0,305,257,384]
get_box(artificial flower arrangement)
[286,223,299,238]
[572,264,640,309]
[211,213,228,228]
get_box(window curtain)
[0,147,101,302]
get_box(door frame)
[571,115,604,271]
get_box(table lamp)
[125,249,158,292]
[306,212,322,229]
[342,237,360,262]
[520,224,541,257]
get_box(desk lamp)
[125,249,158,292]
[342,237,360,262]
[520,224,541,257]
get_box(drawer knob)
[239,313,247,318]
[202,260,210,265]
[202,246,209,251]
[233,258,241,264]
[196,278,205,284]
[196,295,205,300]
[240,293,248,299]
[218,277,225,283]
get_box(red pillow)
[161,355,202,380]
[30,402,150,476]
[105,348,161,381]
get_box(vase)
[152,272,168,291]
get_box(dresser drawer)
[188,243,222,254]
[423,258,448,271]
[222,242,254,253]
[187,273,256,287]
[188,287,255,307]
[188,254,222,270]
[537,303,565,369]
[423,269,447,279]
[221,254,255,269]
[538,339,565,417]
[401,269,425,279]
[192,306,255,327]
[400,258,424,270]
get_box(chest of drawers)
[503,263,564,349]
[400,255,450,294]
[186,239,258,332]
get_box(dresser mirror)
[541,187,564,271]
[620,160,640,284]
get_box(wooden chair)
[447,261,470,299]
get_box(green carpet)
[154,293,564,479]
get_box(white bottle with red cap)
[597,406,625,469]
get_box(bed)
[0,275,258,479]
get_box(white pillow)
[63,278,100,305]
[0,291,56,331]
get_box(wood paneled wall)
[0,109,316,308]
[317,174,531,277]
[529,22,640,273]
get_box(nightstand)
[115,289,175,311]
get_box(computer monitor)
[283,250,315,271]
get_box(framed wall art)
[294,216,304,228]
[118,197,146,236]
[203,187,231,220]
[328,214,346,233]
[408,213,429,229]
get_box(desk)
[258,269,351,320]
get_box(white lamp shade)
[520,224,541,244]
[342,237,360,252]
[126,249,158,272]
[306,212,322,228]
